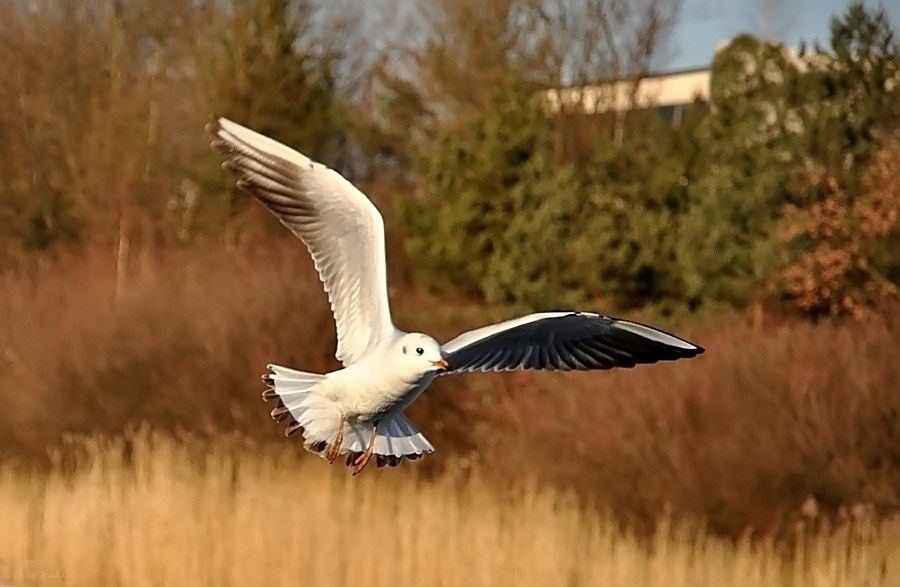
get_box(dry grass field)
[0,432,896,587]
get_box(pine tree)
[677,34,804,305]
[401,82,593,310]
[581,105,707,311]
[195,0,348,225]
[776,3,900,317]
[208,0,344,160]
[800,2,900,189]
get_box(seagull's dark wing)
[440,312,704,373]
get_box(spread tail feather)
[373,413,434,463]
[262,364,434,468]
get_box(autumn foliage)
[779,138,900,318]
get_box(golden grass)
[0,433,896,586]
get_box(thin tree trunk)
[115,216,129,305]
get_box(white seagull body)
[210,118,704,474]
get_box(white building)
[544,66,711,126]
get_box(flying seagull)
[209,118,704,475]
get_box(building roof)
[545,67,711,114]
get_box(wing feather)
[210,118,394,365]
[441,312,703,374]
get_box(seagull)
[209,118,704,475]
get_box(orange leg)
[327,414,345,464]
[351,424,378,476]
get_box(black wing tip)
[285,421,305,438]
[607,318,705,359]
[662,340,705,359]
[205,117,221,135]
[268,396,310,440]
[261,373,276,399]
[208,119,233,158]
[442,312,706,374]
[270,400,291,423]
[207,117,243,156]
[372,453,420,469]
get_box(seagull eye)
[415,347,424,356]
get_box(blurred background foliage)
[1,0,899,540]
[0,0,896,316]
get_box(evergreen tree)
[677,35,803,305]
[208,0,344,161]
[776,3,900,317]
[581,106,707,310]
[401,82,593,310]
[799,2,900,190]
[195,0,349,226]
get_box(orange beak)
[431,359,450,371]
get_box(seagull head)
[398,333,448,374]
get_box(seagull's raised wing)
[210,118,394,366]
[440,312,703,373]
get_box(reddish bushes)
[1,234,898,537]
[0,230,338,457]
[778,138,900,318]
[453,310,900,536]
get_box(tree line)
[402,2,900,317]
[0,0,897,318]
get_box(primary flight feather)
[209,117,704,474]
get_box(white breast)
[325,349,434,421]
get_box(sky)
[351,0,900,79]
[667,0,900,70]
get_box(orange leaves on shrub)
[778,138,900,318]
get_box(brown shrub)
[0,228,338,458]
[1,233,898,539]
[440,309,900,536]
